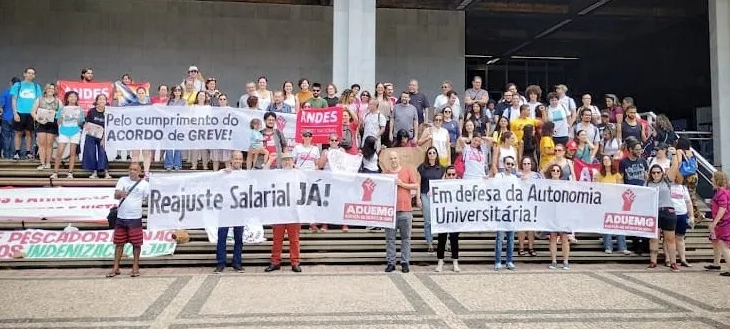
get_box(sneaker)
[562,261,570,270]
[66,172,74,179]
[44,163,51,169]
[452,260,461,272]
[434,260,444,273]
[680,261,692,267]
[49,173,58,179]
[494,263,502,271]
[12,154,19,160]
[720,271,730,277]
[604,249,613,254]
[621,250,632,255]
[25,153,33,160]
[647,262,658,269]
[36,164,45,170]
[548,262,558,270]
[213,266,224,274]
[165,168,172,171]
[704,264,722,271]
[670,264,680,272]
[103,173,112,179]
[506,262,516,271]
[89,172,98,179]
[233,266,244,273]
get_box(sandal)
[106,270,120,278]
[528,249,537,257]
[130,271,140,277]
[517,250,526,256]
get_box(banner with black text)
[104,105,296,150]
[147,170,397,229]
[429,178,659,239]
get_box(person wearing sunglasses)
[516,156,541,257]
[543,164,571,269]
[493,156,519,270]
[435,165,461,272]
[316,133,347,232]
[646,160,680,271]
[305,83,328,108]
[417,146,446,254]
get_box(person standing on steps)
[435,165,461,272]
[214,151,245,274]
[265,153,302,273]
[107,162,150,278]
[383,151,418,273]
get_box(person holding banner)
[383,151,418,273]
[620,137,649,254]
[417,146,446,254]
[314,133,346,232]
[646,160,679,271]
[189,91,210,170]
[544,163,572,270]
[494,156,519,270]
[516,156,541,256]
[163,86,186,171]
[34,84,61,170]
[82,94,111,179]
[266,153,302,273]
[214,151,245,273]
[434,165,461,272]
[209,95,231,172]
[595,154,629,254]
[262,112,288,169]
[51,91,84,179]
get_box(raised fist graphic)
[361,178,376,201]
[622,189,636,211]
[276,116,287,131]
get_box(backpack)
[454,153,465,178]
[340,125,353,149]
[14,82,41,100]
[679,153,698,176]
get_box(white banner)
[104,105,296,150]
[0,188,116,221]
[147,170,397,229]
[430,179,659,239]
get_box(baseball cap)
[566,140,578,150]
[188,66,199,72]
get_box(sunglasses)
[330,138,339,142]
[189,70,198,73]
[444,110,452,113]
[446,173,457,177]
[505,163,515,166]
[303,134,313,137]
[427,151,437,155]
[434,119,442,122]
[312,89,321,92]
[551,169,561,173]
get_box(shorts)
[658,207,677,231]
[12,113,34,132]
[675,214,689,236]
[35,122,57,135]
[57,133,81,144]
[113,218,144,247]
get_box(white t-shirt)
[670,184,691,215]
[547,105,571,137]
[462,144,488,179]
[559,95,577,112]
[649,157,671,173]
[292,144,320,170]
[434,94,461,111]
[495,172,520,184]
[497,146,517,170]
[362,152,379,172]
[115,177,151,220]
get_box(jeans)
[1,121,13,158]
[164,150,182,169]
[495,231,515,264]
[602,234,627,252]
[421,193,433,244]
[216,226,243,268]
[385,211,412,265]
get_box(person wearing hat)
[265,152,303,272]
[180,65,204,92]
[597,110,614,135]
[565,139,578,160]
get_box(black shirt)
[325,96,339,107]
[417,163,445,194]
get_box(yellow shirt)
[183,91,197,105]
[509,117,539,141]
[296,91,313,107]
[596,172,622,184]
[539,136,555,169]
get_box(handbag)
[679,153,698,177]
[107,179,143,228]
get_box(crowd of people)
[1,66,729,277]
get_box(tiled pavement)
[0,264,729,329]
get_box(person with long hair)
[646,160,680,271]
[34,83,60,170]
[491,130,517,175]
[417,146,445,254]
[150,84,169,105]
[521,124,537,160]
[418,113,450,166]
[492,116,509,142]
[209,93,231,172]
[705,171,730,276]
[164,86,185,170]
[551,143,575,181]
[341,108,359,155]
[465,102,489,136]
[544,163,571,269]
[595,155,629,254]
[375,82,394,147]
[462,132,489,179]
[296,78,312,108]
[670,173,694,267]
[393,129,416,148]
[599,125,621,159]
[51,91,84,179]
[360,135,380,174]
[516,155,541,257]
[441,105,460,163]
[649,143,671,172]
[456,120,476,154]
[574,129,597,163]
[189,91,210,170]
[539,121,556,169]
[324,83,339,107]
[435,165,460,272]
[82,94,111,179]
[676,138,703,221]
[255,76,273,110]
[282,81,298,110]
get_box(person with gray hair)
[382,151,418,273]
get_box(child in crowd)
[246,118,270,169]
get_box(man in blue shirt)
[10,67,41,160]
[0,77,20,159]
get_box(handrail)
[640,111,717,175]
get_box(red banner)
[574,158,601,182]
[295,106,343,144]
[57,80,113,112]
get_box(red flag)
[295,106,343,144]
[574,158,600,182]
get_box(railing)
[641,112,717,203]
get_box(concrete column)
[332,0,376,94]
[710,0,730,170]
